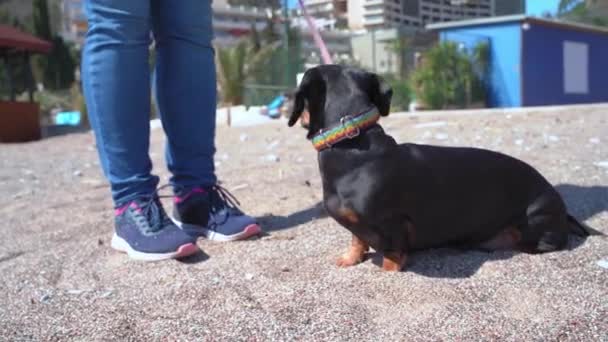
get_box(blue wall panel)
[522,23,608,106]
[440,23,522,108]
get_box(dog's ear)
[370,73,393,116]
[288,68,320,127]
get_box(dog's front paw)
[336,253,363,268]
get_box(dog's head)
[287,65,392,139]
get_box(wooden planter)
[0,101,41,142]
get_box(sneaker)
[111,195,199,261]
[171,185,262,241]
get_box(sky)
[286,0,563,16]
[526,0,562,16]
[286,0,299,9]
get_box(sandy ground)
[1,104,607,341]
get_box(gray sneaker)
[112,195,198,261]
[171,185,262,241]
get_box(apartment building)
[60,0,87,45]
[59,0,272,47]
[348,0,499,30]
[302,0,349,27]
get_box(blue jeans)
[81,0,217,207]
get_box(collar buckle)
[340,115,360,138]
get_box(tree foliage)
[410,42,488,110]
[557,0,608,26]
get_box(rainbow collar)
[311,107,380,151]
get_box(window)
[563,41,589,94]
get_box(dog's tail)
[567,214,604,237]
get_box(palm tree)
[557,0,608,26]
[215,39,279,105]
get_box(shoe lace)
[136,184,174,234]
[207,184,242,230]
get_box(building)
[419,0,494,25]
[60,0,87,45]
[349,0,422,30]
[211,3,272,47]
[347,0,498,31]
[351,27,437,74]
[299,28,354,65]
[494,0,525,16]
[427,15,608,107]
[59,0,273,47]
[302,0,349,28]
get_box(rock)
[266,140,280,150]
[515,139,524,146]
[245,273,254,280]
[264,154,280,162]
[82,179,105,188]
[99,290,114,298]
[296,157,304,163]
[593,161,608,169]
[232,183,250,191]
[40,293,51,303]
[589,137,600,144]
[434,133,449,140]
[73,170,83,177]
[597,259,608,270]
[12,190,33,200]
[239,133,249,142]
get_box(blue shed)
[427,15,608,108]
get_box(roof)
[0,25,52,54]
[426,14,608,36]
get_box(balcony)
[364,0,384,7]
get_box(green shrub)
[383,75,411,112]
[410,41,488,110]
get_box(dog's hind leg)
[519,190,570,253]
[478,226,522,251]
[336,234,369,267]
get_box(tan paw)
[336,253,362,268]
[382,253,407,272]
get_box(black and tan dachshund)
[288,64,602,272]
